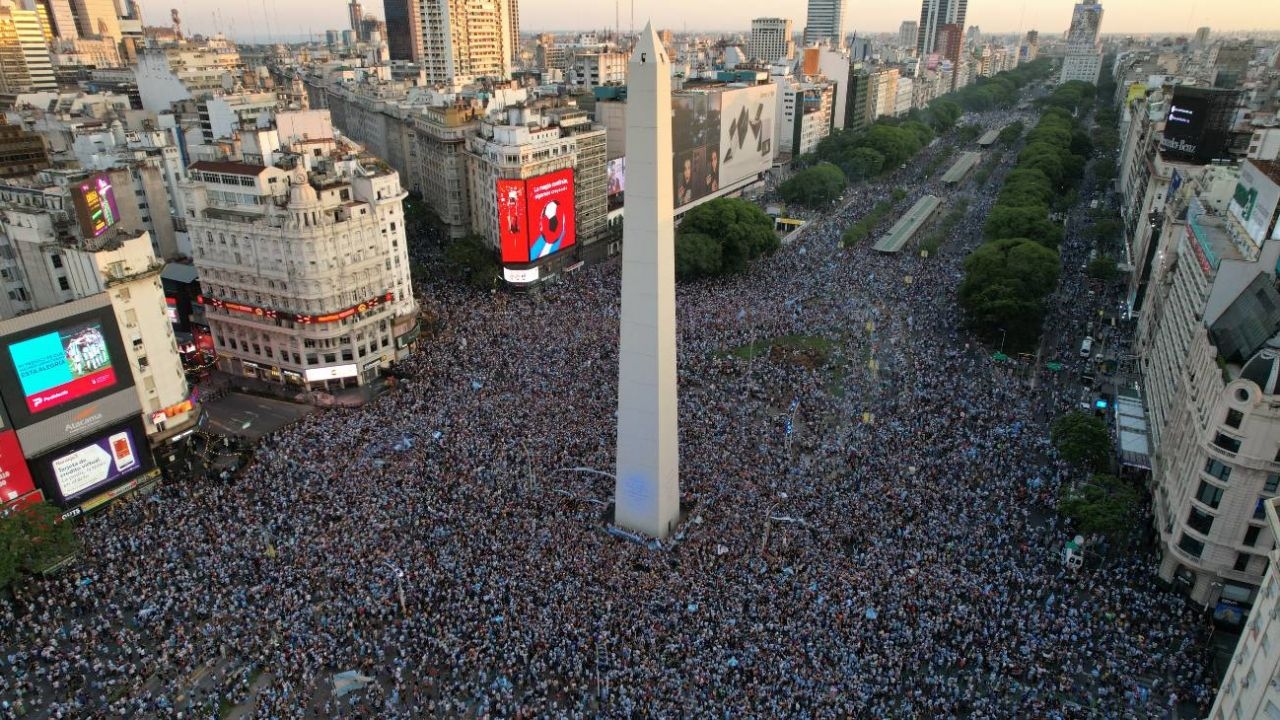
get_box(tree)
[1051,412,1113,471]
[778,163,846,207]
[983,206,1064,247]
[1,503,80,589]
[998,121,1025,144]
[674,232,723,280]
[674,198,778,280]
[444,236,499,290]
[1087,255,1119,282]
[1058,474,1139,538]
[959,238,1061,349]
[841,147,885,181]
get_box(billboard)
[29,417,152,505]
[304,364,359,382]
[607,158,626,196]
[673,91,722,207]
[671,84,777,211]
[497,178,529,264]
[0,307,132,427]
[524,168,576,261]
[1229,161,1280,246]
[1160,87,1238,163]
[0,429,36,504]
[71,174,122,239]
[14,387,142,457]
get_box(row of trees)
[674,198,779,280]
[1050,412,1139,538]
[959,82,1097,351]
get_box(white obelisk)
[615,22,680,539]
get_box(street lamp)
[383,561,407,616]
[998,328,1007,354]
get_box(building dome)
[1240,345,1280,396]
[288,168,319,207]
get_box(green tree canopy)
[674,198,779,280]
[778,163,846,207]
[674,232,723,280]
[959,238,1061,349]
[1,503,79,589]
[1059,474,1138,538]
[1051,412,1114,471]
[983,206,1064,247]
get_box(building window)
[57,276,70,291]
[1268,474,1280,494]
[1205,458,1233,482]
[1256,498,1268,521]
[1187,507,1216,536]
[1214,433,1243,454]
[1235,553,1253,572]
[1245,526,1262,546]
[1226,409,1244,429]
[1197,481,1225,509]
[50,254,62,268]
[324,353,336,364]
[1178,533,1205,558]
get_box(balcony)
[103,260,165,287]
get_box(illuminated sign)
[7,321,118,414]
[198,293,394,325]
[304,364,359,382]
[525,168,576,261]
[0,430,36,504]
[48,426,142,501]
[71,174,122,239]
[497,178,529,263]
[502,267,540,283]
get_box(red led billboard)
[0,429,36,504]
[497,178,529,264]
[524,169,576,262]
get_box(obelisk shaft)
[615,23,680,539]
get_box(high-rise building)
[898,20,918,52]
[1059,1,1104,85]
[383,0,422,62]
[1194,26,1210,48]
[507,0,518,60]
[0,1,56,93]
[348,0,363,37]
[71,0,120,40]
[803,0,846,48]
[38,0,78,40]
[916,0,967,58]
[747,17,794,64]
[418,0,517,85]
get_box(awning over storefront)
[1115,393,1151,470]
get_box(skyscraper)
[71,0,120,40]
[898,20,918,52]
[747,17,794,64]
[414,0,517,85]
[1059,0,1103,85]
[916,0,967,58]
[803,0,845,48]
[383,0,422,61]
[0,1,55,92]
[348,0,363,38]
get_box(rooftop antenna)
[261,0,274,43]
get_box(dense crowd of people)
[0,111,1217,719]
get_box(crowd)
[0,111,1217,719]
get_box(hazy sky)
[168,0,1277,43]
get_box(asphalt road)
[200,393,315,441]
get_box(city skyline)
[160,0,1278,43]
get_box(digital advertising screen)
[673,92,722,208]
[0,429,36,504]
[0,308,133,430]
[607,157,626,196]
[31,418,151,505]
[1229,161,1280,246]
[7,321,117,414]
[72,174,122,239]
[497,178,530,264]
[718,84,776,193]
[524,169,576,262]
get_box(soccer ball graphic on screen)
[529,199,566,260]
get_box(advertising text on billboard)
[1229,161,1280,246]
[47,424,143,502]
[524,169,576,262]
[72,174,122,239]
[607,158,626,196]
[7,321,118,414]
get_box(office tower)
[916,0,967,58]
[898,20,918,52]
[0,1,55,92]
[38,0,78,39]
[1059,0,1103,85]
[615,23,681,539]
[348,0,362,37]
[71,0,121,39]
[507,0,518,55]
[383,0,422,61]
[1194,26,1210,47]
[748,17,794,64]
[803,0,845,48]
